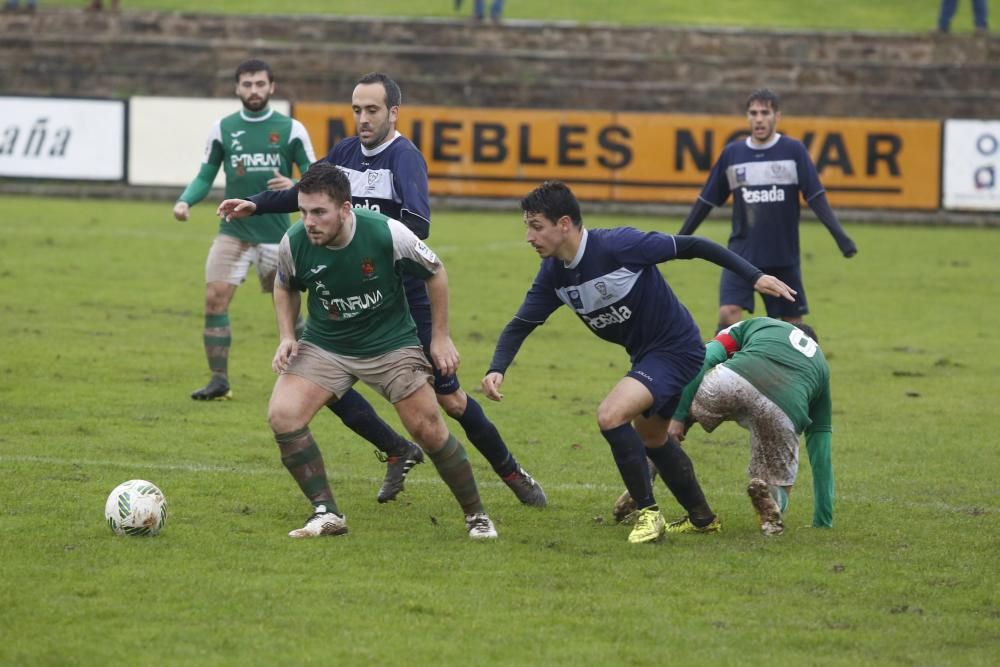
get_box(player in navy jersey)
[217,73,546,508]
[679,88,857,332]
[481,181,797,544]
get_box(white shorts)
[690,365,800,487]
[284,341,432,404]
[205,234,278,291]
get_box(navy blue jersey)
[330,132,431,240]
[498,228,704,368]
[699,134,824,267]
[249,131,431,239]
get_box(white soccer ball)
[104,479,168,536]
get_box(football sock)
[454,395,518,477]
[601,424,655,509]
[770,484,789,513]
[327,389,409,456]
[203,313,231,376]
[427,434,484,515]
[646,437,715,526]
[275,426,337,511]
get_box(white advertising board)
[0,97,125,180]
[128,97,291,188]
[943,119,1000,211]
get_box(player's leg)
[718,268,756,332]
[410,296,546,506]
[972,0,987,30]
[311,274,419,497]
[192,235,249,400]
[370,347,495,539]
[744,386,799,536]
[938,0,958,31]
[597,377,668,543]
[761,265,807,326]
[267,343,349,538]
[623,350,718,534]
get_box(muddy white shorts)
[205,234,278,290]
[690,365,800,486]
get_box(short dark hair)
[356,72,402,109]
[796,322,819,343]
[298,162,352,205]
[235,59,274,83]
[520,181,583,227]
[746,88,780,112]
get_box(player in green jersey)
[268,162,497,539]
[613,318,833,535]
[173,59,316,401]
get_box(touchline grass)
[0,195,997,666]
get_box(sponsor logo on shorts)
[582,305,632,330]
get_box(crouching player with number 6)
[664,318,834,536]
[481,181,797,544]
[268,162,497,540]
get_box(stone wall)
[1,9,997,119]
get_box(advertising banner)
[943,120,1000,211]
[295,103,941,210]
[0,96,125,180]
[128,97,291,187]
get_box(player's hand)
[267,168,295,191]
[430,336,460,378]
[172,201,190,222]
[481,372,505,402]
[840,239,858,258]
[272,338,298,373]
[216,198,256,221]
[754,274,797,302]
[667,418,687,443]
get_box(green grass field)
[1,195,998,665]
[40,0,970,33]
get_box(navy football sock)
[601,424,655,509]
[455,396,517,477]
[646,437,715,525]
[327,389,409,456]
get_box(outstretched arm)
[674,235,797,302]
[808,193,857,258]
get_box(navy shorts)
[719,265,808,319]
[627,345,706,420]
[405,275,461,395]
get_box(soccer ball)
[104,479,168,536]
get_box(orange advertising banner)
[294,103,941,210]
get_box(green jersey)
[276,208,441,357]
[709,318,831,435]
[674,317,834,527]
[177,106,315,244]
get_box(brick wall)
[1,9,997,118]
